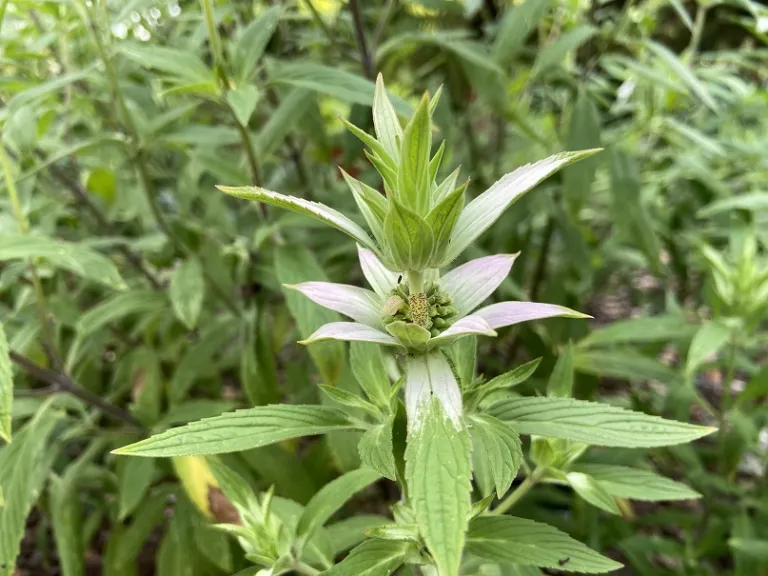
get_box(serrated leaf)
[481,358,542,395]
[547,343,574,398]
[566,472,621,515]
[572,464,701,501]
[0,324,11,443]
[323,539,410,576]
[113,405,361,457]
[467,516,622,573]
[234,6,280,80]
[350,342,391,408]
[686,321,730,376]
[445,150,601,264]
[270,62,411,115]
[320,385,379,417]
[385,198,434,272]
[170,259,204,330]
[488,397,716,447]
[405,397,471,576]
[359,422,397,480]
[398,93,432,214]
[0,234,126,290]
[296,468,381,548]
[226,85,260,127]
[0,403,61,574]
[469,415,522,498]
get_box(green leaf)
[405,397,471,576]
[169,259,204,330]
[488,397,716,447]
[686,321,730,376]
[119,42,213,85]
[113,405,361,457]
[350,342,391,408]
[234,6,280,80]
[359,421,397,480]
[256,88,314,156]
[5,65,97,112]
[226,85,260,127]
[320,385,379,417]
[398,93,432,214]
[270,62,411,116]
[50,474,85,576]
[445,150,600,264]
[340,168,388,246]
[169,322,231,403]
[426,183,466,265]
[566,472,621,515]
[384,199,434,271]
[578,315,696,348]
[469,414,522,498]
[296,468,380,548]
[572,349,679,385]
[118,458,156,520]
[276,245,346,384]
[547,343,574,398]
[326,516,390,555]
[532,26,597,75]
[218,185,381,257]
[572,464,701,501]
[77,290,166,336]
[646,40,718,111]
[0,403,61,574]
[493,0,552,65]
[372,74,403,159]
[480,358,541,396]
[697,192,768,218]
[323,539,410,576]
[728,539,768,561]
[563,91,601,213]
[0,324,11,443]
[467,516,622,573]
[0,234,126,290]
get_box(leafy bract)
[444,150,600,263]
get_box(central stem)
[408,270,424,294]
[492,467,546,515]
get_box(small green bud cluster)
[381,281,458,337]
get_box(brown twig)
[10,350,144,430]
[349,0,375,79]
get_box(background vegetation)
[1,0,767,574]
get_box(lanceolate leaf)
[302,323,401,347]
[77,290,167,336]
[357,246,399,298]
[385,199,434,271]
[373,74,403,159]
[323,539,410,576]
[646,40,718,111]
[474,302,589,330]
[425,184,465,265]
[0,323,11,443]
[405,397,472,576]
[288,282,383,328]
[0,234,126,290]
[359,422,397,480]
[686,321,730,377]
[488,397,716,448]
[572,464,701,501]
[170,258,205,330]
[532,26,597,76]
[493,0,552,65]
[566,472,621,515]
[296,468,381,548]
[469,414,522,498]
[217,185,381,256]
[234,6,281,81]
[112,405,362,457]
[467,516,622,573]
[444,150,601,264]
[398,94,432,214]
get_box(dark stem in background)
[10,351,144,430]
[529,217,555,302]
[349,0,375,79]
